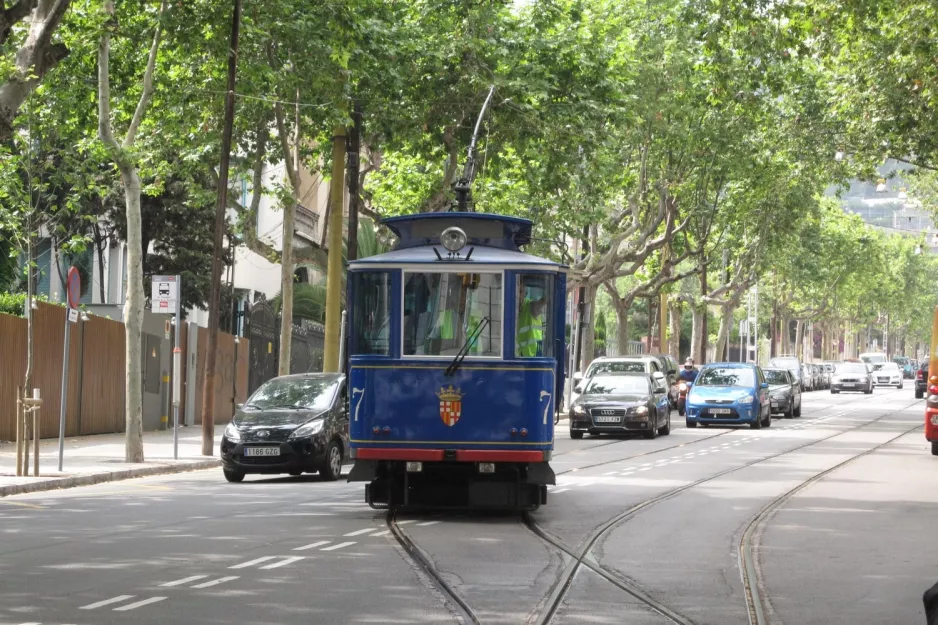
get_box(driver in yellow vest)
[517,288,547,357]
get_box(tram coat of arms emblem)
[437,385,464,427]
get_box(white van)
[859,352,887,364]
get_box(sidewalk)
[0,427,222,497]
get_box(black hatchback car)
[220,373,348,482]
[917,362,929,399]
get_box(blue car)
[684,363,772,429]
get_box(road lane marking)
[321,541,356,551]
[0,501,45,509]
[344,528,380,537]
[417,520,441,526]
[372,530,392,537]
[113,597,167,611]
[229,556,279,569]
[261,556,306,570]
[395,520,416,525]
[293,540,331,551]
[191,576,239,588]
[160,575,208,587]
[80,595,135,610]
[551,489,569,493]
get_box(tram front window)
[403,272,502,357]
[515,274,554,358]
[350,272,391,355]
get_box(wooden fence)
[0,302,248,442]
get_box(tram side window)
[403,272,502,357]
[515,274,554,358]
[350,272,391,355]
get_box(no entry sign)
[66,266,81,309]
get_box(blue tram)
[345,212,567,510]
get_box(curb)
[0,459,222,498]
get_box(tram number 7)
[352,388,365,422]
[539,390,552,425]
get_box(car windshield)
[770,358,798,367]
[836,364,868,374]
[245,377,339,412]
[584,375,650,395]
[587,361,647,377]
[696,367,755,387]
[764,370,789,384]
[872,363,900,372]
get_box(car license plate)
[243,447,280,457]
[709,408,731,415]
[771,401,778,407]
[843,383,855,388]
[595,416,620,423]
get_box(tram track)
[522,395,923,625]
[386,509,482,625]
[739,415,923,625]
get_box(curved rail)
[386,510,482,625]
[525,396,923,625]
[739,419,922,625]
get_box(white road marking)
[637,467,651,472]
[160,574,208,587]
[395,520,416,525]
[191,576,239,588]
[113,597,167,611]
[321,541,356,551]
[417,520,441,526]
[603,471,619,475]
[17,622,41,624]
[261,556,306,570]
[293,540,331,551]
[551,489,570,493]
[371,530,392,537]
[229,556,279,569]
[80,595,135,610]
[344,528,380,537]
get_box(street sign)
[67,308,78,323]
[151,275,179,314]
[66,266,80,309]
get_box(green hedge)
[0,293,65,317]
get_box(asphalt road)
[0,387,934,625]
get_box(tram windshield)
[403,272,502,357]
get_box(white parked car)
[870,362,903,388]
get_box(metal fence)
[245,301,326,395]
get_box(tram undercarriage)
[349,460,555,510]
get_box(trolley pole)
[173,277,182,460]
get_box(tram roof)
[380,212,533,251]
[349,244,566,270]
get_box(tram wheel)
[932,442,938,457]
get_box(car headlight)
[288,419,324,440]
[573,405,586,416]
[738,394,754,403]
[634,405,649,415]
[223,422,240,442]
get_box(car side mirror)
[235,403,243,410]
[652,372,666,381]
[760,382,768,389]
[574,383,583,394]
[654,386,666,394]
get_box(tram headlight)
[441,226,467,252]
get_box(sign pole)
[58,267,81,472]
[173,275,182,460]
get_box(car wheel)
[223,469,245,483]
[658,413,671,436]
[785,403,794,419]
[794,401,802,418]
[865,386,873,394]
[570,431,584,440]
[831,389,839,394]
[899,383,904,390]
[916,389,924,399]
[319,440,343,481]
[750,415,762,429]
[763,409,772,427]
[932,442,938,456]
[643,419,659,439]
[686,419,697,428]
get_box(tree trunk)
[699,265,708,363]
[690,303,704,363]
[323,125,346,372]
[615,301,629,356]
[715,304,732,362]
[278,88,299,376]
[580,283,597,367]
[669,300,682,359]
[794,320,803,360]
[120,167,145,462]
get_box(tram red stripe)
[354,448,547,462]
[356,448,445,461]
